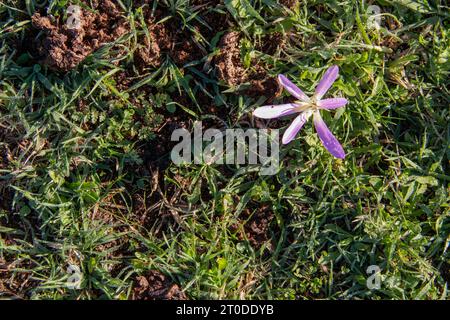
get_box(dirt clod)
[260,32,287,55]
[132,270,187,300]
[134,6,206,70]
[215,32,282,101]
[279,0,299,9]
[32,0,128,71]
[135,17,170,69]
[215,32,246,86]
[246,77,282,102]
[241,204,275,249]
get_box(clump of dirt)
[280,0,298,9]
[134,6,206,69]
[132,270,187,300]
[135,35,162,68]
[260,32,287,55]
[214,32,282,101]
[31,0,128,71]
[239,204,275,249]
[245,71,283,102]
[134,16,170,69]
[215,32,246,86]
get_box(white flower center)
[294,100,319,113]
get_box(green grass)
[0,0,449,300]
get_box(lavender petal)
[314,65,339,100]
[278,74,310,102]
[282,110,313,144]
[313,112,345,159]
[317,98,348,110]
[253,104,298,119]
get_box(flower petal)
[253,104,297,119]
[313,112,345,159]
[278,74,310,102]
[317,98,348,110]
[282,110,313,144]
[315,65,339,100]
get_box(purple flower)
[253,65,348,159]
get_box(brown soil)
[31,0,128,71]
[31,2,281,101]
[214,32,282,102]
[279,0,299,9]
[380,16,404,53]
[441,262,450,284]
[245,71,283,102]
[30,1,231,72]
[134,8,204,69]
[242,204,275,249]
[141,109,189,167]
[0,259,37,299]
[0,127,14,169]
[0,187,39,299]
[129,174,179,235]
[215,32,246,86]
[0,182,13,215]
[260,32,287,55]
[199,5,230,40]
[227,203,276,250]
[0,126,22,213]
[132,270,187,300]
